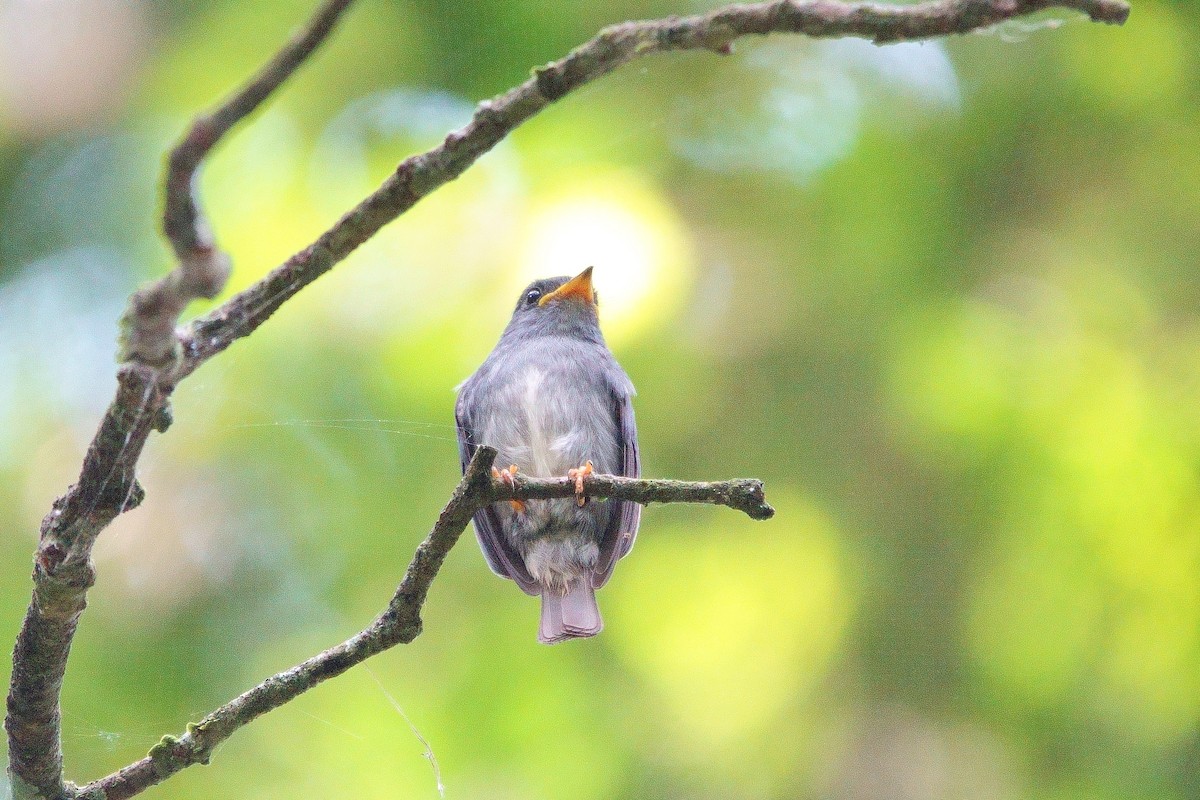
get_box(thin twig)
[493,473,775,520]
[163,0,357,260]
[76,447,773,799]
[5,1,1128,798]
[121,0,358,366]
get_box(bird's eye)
[525,289,542,305]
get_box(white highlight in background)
[517,177,693,342]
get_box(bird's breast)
[519,366,556,476]
[476,360,618,479]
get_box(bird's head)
[504,267,602,341]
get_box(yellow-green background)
[0,1,1195,798]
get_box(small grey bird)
[455,267,641,644]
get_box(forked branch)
[122,0,357,366]
[77,447,773,800]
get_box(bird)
[455,267,641,644]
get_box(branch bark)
[121,0,357,367]
[76,447,773,800]
[162,0,357,261]
[6,1,360,796]
[5,0,1128,798]
[175,0,1128,379]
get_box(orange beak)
[538,267,595,307]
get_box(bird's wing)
[455,395,540,596]
[592,385,641,589]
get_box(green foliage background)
[1,1,1196,798]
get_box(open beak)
[538,267,595,307]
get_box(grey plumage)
[455,268,641,644]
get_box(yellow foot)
[566,460,594,507]
[491,464,526,514]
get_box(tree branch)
[6,0,360,796]
[6,369,161,800]
[163,0,356,260]
[121,0,357,367]
[494,473,775,520]
[175,0,1128,378]
[5,0,1127,798]
[76,447,774,800]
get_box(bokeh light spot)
[517,175,693,343]
[607,497,852,764]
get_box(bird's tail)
[539,579,602,644]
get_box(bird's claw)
[567,460,594,507]
[492,464,526,514]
